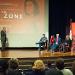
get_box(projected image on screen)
[0,0,48,47]
[24,0,39,16]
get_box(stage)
[0,49,75,58]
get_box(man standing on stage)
[1,27,7,50]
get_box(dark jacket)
[45,68,63,75]
[1,30,7,42]
[26,69,45,75]
[7,69,22,75]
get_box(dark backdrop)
[49,0,75,39]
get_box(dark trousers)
[1,41,6,50]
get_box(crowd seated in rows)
[0,58,75,75]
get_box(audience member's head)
[32,60,45,71]
[8,58,19,70]
[55,58,64,70]
[0,59,8,74]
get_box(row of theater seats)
[18,56,75,70]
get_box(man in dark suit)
[1,27,7,50]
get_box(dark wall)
[49,0,75,39]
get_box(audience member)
[45,61,63,75]
[27,60,45,75]
[56,58,73,75]
[7,58,22,75]
[0,59,8,75]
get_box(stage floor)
[41,50,75,57]
[0,49,74,58]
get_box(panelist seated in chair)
[37,34,47,50]
[50,34,61,52]
[64,35,72,51]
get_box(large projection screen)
[0,0,49,47]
